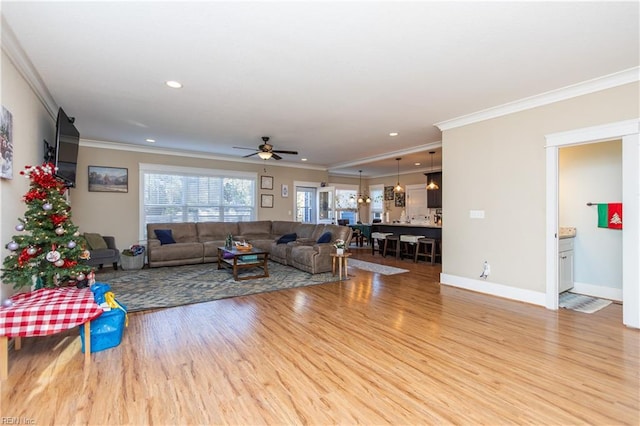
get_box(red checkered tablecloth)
[0,287,103,337]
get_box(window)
[369,184,384,222]
[296,186,316,223]
[335,187,357,224]
[140,164,256,237]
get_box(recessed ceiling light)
[414,162,421,166]
[389,132,399,137]
[165,80,183,89]
[145,138,156,143]
[301,158,308,162]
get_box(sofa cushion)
[271,221,298,236]
[196,222,239,242]
[84,233,107,250]
[317,231,332,244]
[154,229,176,245]
[238,221,272,236]
[277,233,297,244]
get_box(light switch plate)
[470,210,485,219]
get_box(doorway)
[296,186,317,223]
[559,141,623,301]
[545,119,639,328]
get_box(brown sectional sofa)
[146,221,353,274]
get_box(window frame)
[139,163,257,241]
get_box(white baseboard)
[440,273,547,307]
[571,282,622,301]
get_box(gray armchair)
[84,235,120,270]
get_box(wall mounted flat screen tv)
[54,107,79,187]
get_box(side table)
[0,287,103,380]
[330,252,352,280]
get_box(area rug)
[559,292,612,314]
[348,259,409,276]
[95,262,339,313]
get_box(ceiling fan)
[233,136,298,160]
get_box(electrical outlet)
[480,261,490,279]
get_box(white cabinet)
[558,237,575,293]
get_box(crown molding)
[80,139,328,171]
[327,141,442,172]
[435,67,640,132]
[1,15,58,119]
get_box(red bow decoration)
[51,214,67,226]
[62,259,77,268]
[18,246,42,267]
[24,190,48,202]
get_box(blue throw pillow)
[277,233,297,245]
[317,231,332,244]
[154,229,176,245]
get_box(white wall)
[440,81,639,305]
[559,141,622,299]
[0,50,56,301]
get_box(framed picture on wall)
[384,186,394,201]
[88,166,128,193]
[1,106,13,179]
[261,194,274,208]
[260,175,273,190]
[394,191,405,207]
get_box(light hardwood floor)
[1,249,638,425]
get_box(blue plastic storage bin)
[79,304,126,353]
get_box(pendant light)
[356,170,371,204]
[394,157,404,193]
[426,151,439,190]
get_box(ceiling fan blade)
[234,146,258,151]
[271,153,283,160]
[243,152,258,158]
[272,150,298,155]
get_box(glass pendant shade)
[258,151,273,160]
[394,158,404,192]
[426,151,439,190]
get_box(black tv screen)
[54,107,79,187]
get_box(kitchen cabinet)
[558,237,574,293]
[427,172,442,208]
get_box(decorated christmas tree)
[2,163,92,289]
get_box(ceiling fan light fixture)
[258,151,273,160]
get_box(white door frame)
[545,119,640,328]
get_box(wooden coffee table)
[217,247,269,281]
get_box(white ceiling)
[2,1,638,177]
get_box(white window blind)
[140,164,256,233]
[369,186,384,222]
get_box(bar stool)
[399,235,423,261]
[435,239,442,264]
[383,235,400,258]
[371,232,392,255]
[415,238,436,264]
